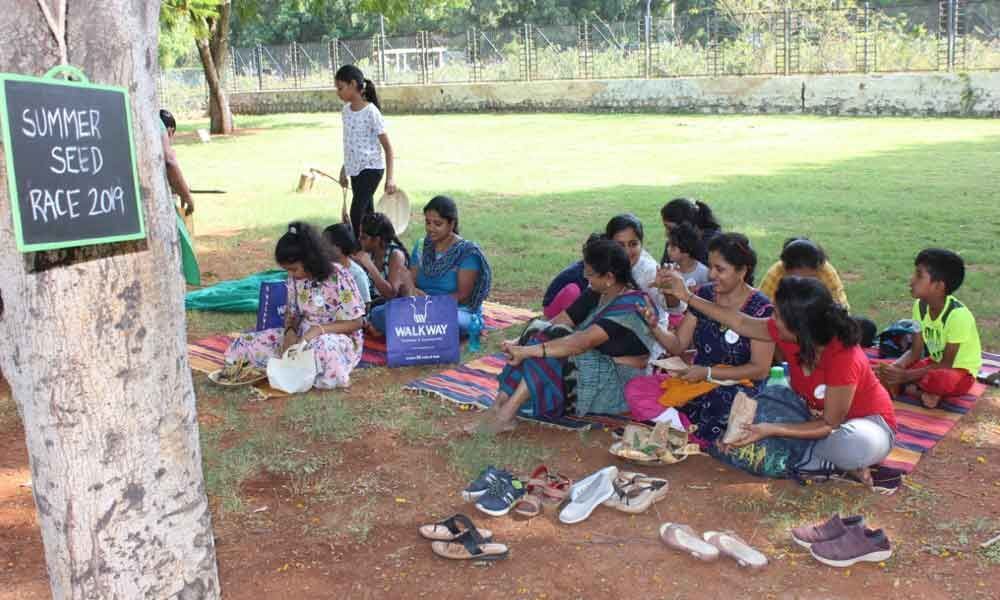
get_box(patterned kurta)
[225,263,365,389]
[680,284,774,442]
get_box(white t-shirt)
[342,103,386,177]
[347,259,372,305]
[681,261,710,290]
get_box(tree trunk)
[0,2,220,598]
[198,1,234,135]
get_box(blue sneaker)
[475,476,526,517]
[462,466,510,502]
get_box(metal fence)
[161,0,1000,111]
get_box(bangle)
[542,343,547,359]
[706,366,714,383]
[687,288,695,303]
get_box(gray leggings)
[798,415,896,472]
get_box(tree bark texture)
[0,2,220,598]
[198,1,233,135]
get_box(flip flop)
[659,523,720,561]
[419,514,493,542]
[702,531,768,569]
[431,529,509,561]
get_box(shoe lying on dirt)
[462,466,511,502]
[809,527,892,568]
[790,514,865,549]
[475,476,525,517]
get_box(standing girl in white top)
[335,65,397,240]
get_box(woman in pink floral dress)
[225,222,365,389]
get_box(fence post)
[643,17,652,78]
[468,28,480,83]
[863,2,871,73]
[518,23,528,81]
[379,31,388,83]
[255,43,264,91]
[948,0,955,71]
[418,31,429,85]
[578,19,591,79]
[940,0,957,71]
[290,41,299,88]
[328,39,338,84]
[782,7,791,76]
[707,12,719,77]
[230,49,239,92]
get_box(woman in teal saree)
[474,239,658,433]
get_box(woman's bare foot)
[846,467,874,488]
[463,395,512,434]
[921,392,942,409]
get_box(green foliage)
[159,18,199,68]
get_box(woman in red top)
[659,272,897,485]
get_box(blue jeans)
[369,302,477,335]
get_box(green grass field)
[175,113,1000,347]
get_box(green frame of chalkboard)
[0,65,146,252]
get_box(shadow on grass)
[186,134,1000,346]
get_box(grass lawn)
[176,112,1000,347]
[3,112,999,599]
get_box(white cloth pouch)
[266,342,317,394]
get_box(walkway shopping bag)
[257,281,288,331]
[386,296,460,367]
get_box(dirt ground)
[2,243,999,599]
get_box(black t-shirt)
[565,290,649,357]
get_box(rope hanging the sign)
[36,0,68,67]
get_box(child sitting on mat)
[879,248,982,408]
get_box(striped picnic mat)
[868,349,995,473]
[405,348,998,465]
[404,353,617,431]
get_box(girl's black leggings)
[349,168,384,240]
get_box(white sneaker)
[560,466,617,524]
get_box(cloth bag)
[266,342,317,394]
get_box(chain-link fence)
[161,1,1000,112]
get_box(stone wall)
[230,72,1000,117]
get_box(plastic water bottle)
[767,365,789,388]
[468,313,483,352]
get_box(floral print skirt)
[224,327,362,389]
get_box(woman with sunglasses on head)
[627,233,774,443]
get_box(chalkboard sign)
[0,66,145,252]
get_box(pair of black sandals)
[418,513,509,561]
